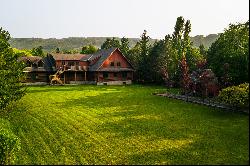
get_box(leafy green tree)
[80,45,98,54]
[152,35,177,85]
[0,27,26,110]
[180,53,191,94]
[171,16,204,85]
[101,37,120,49]
[12,48,32,57]
[31,46,44,57]
[207,21,249,85]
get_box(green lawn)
[1,85,249,164]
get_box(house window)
[122,72,127,78]
[62,61,65,65]
[117,62,121,67]
[27,61,32,67]
[110,62,114,67]
[31,73,36,80]
[68,61,75,66]
[33,63,38,68]
[38,61,43,67]
[114,73,117,77]
[103,72,108,79]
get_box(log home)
[21,48,134,85]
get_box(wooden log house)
[21,48,135,85]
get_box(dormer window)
[27,61,32,67]
[110,62,114,67]
[38,61,44,67]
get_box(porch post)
[84,71,86,81]
[64,72,65,84]
[75,71,76,84]
[97,72,99,82]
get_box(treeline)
[9,34,219,53]
[100,17,205,86]
[100,17,249,87]
[10,16,249,87]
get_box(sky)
[0,0,249,39]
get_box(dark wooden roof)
[20,48,134,73]
[88,47,117,71]
[20,55,56,72]
[98,67,134,72]
[19,56,43,64]
[51,53,91,61]
[88,47,135,71]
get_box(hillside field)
[1,85,248,164]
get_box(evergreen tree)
[120,37,130,56]
[137,30,152,83]
[55,47,60,53]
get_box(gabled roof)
[88,47,134,71]
[19,56,43,64]
[51,53,91,61]
[19,55,56,72]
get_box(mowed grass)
[1,85,249,164]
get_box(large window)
[114,73,117,78]
[117,62,121,67]
[68,61,75,66]
[122,72,127,78]
[38,61,43,67]
[103,72,108,79]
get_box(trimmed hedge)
[0,119,21,165]
[218,83,249,108]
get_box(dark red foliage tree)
[180,53,191,94]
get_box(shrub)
[0,119,21,165]
[218,83,249,108]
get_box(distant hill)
[9,34,219,53]
[191,34,220,48]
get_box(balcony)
[62,65,88,71]
[23,67,46,72]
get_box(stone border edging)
[154,93,249,115]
